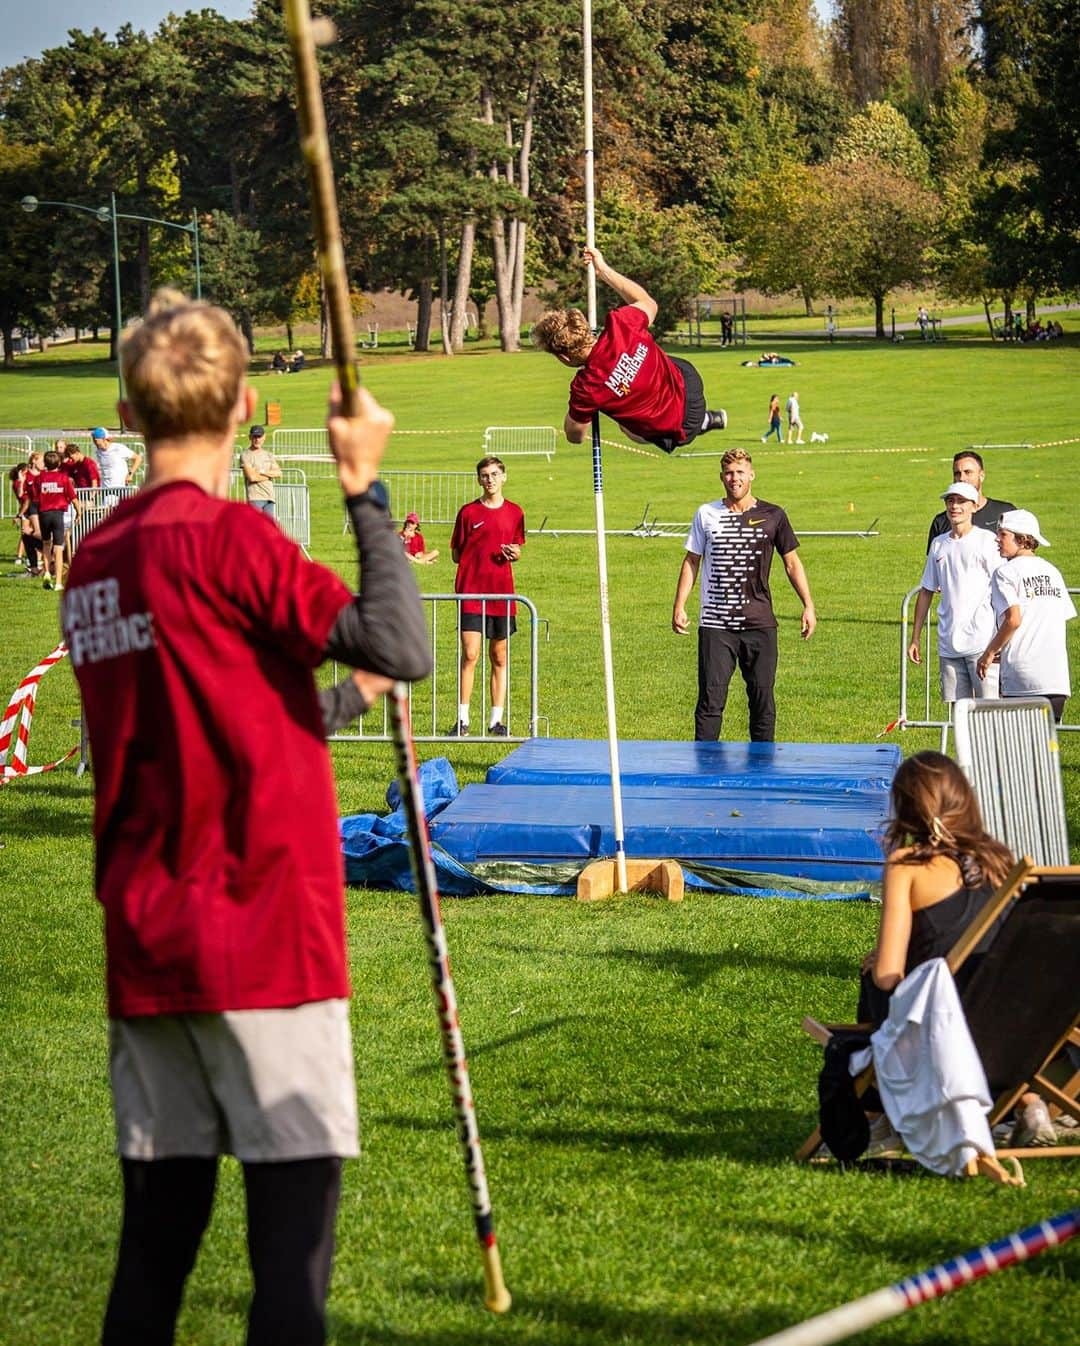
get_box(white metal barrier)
[328,592,545,743]
[341,470,477,532]
[482,425,556,461]
[69,486,140,552]
[953,698,1069,865]
[897,585,1080,747]
[266,429,338,479]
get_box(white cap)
[998,508,1050,547]
[941,481,979,504]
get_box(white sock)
[489,706,504,727]
[458,703,470,724]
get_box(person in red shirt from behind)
[63,288,430,1346]
[531,247,727,453]
[447,456,525,736]
[23,448,79,590]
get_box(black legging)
[102,1156,342,1346]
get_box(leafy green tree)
[818,158,939,336]
[0,140,64,366]
[733,163,832,315]
[833,100,931,182]
[199,211,265,351]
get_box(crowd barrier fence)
[328,592,545,744]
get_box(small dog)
[810,431,829,443]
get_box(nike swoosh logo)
[747,518,764,526]
[471,521,484,529]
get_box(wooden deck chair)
[797,858,1080,1173]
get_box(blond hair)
[120,289,248,442]
[531,309,595,362]
[721,448,753,471]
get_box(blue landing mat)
[429,784,887,880]
[485,739,901,795]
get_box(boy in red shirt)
[63,441,102,490]
[24,448,80,590]
[64,289,430,1346]
[447,456,525,736]
[532,247,727,453]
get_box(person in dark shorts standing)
[447,456,525,736]
[672,448,816,741]
[531,247,726,453]
[24,448,80,590]
[62,288,431,1346]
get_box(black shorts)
[651,357,706,454]
[38,509,67,546]
[460,612,516,640]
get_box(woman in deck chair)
[859,750,1057,1147]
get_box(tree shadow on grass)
[332,1286,794,1346]
[2,797,94,840]
[373,1104,807,1165]
[492,939,854,986]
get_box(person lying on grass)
[531,247,727,454]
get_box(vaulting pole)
[582,0,628,895]
[282,0,509,1312]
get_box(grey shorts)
[109,999,359,1161]
[940,654,999,702]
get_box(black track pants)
[694,626,778,742]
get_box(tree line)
[1,0,1076,364]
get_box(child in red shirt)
[399,512,439,564]
[23,449,79,589]
[532,247,727,453]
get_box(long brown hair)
[884,751,1014,889]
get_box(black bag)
[817,1034,871,1161]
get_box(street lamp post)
[19,193,203,400]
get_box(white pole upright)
[582,0,628,894]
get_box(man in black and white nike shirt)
[672,448,816,741]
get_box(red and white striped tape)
[0,642,78,783]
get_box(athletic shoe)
[488,722,509,736]
[1011,1098,1056,1147]
[705,408,727,431]
[445,721,470,737]
[54,583,64,592]
[42,576,53,589]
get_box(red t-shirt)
[450,498,525,616]
[568,306,686,443]
[401,530,426,555]
[64,457,101,489]
[62,481,354,1018]
[29,469,77,512]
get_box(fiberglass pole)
[583,0,628,894]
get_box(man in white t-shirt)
[909,481,1001,701]
[977,509,1076,721]
[93,427,142,489]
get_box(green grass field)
[2,332,1079,1343]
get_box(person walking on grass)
[977,509,1076,722]
[761,394,782,443]
[63,288,430,1346]
[909,482,1002,704]
[447,456,525,737]
[22,449,80,590]
[785,390,804,444]
[672,448,816,743]
[531,247,727,453]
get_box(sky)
[2,2,254,71]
